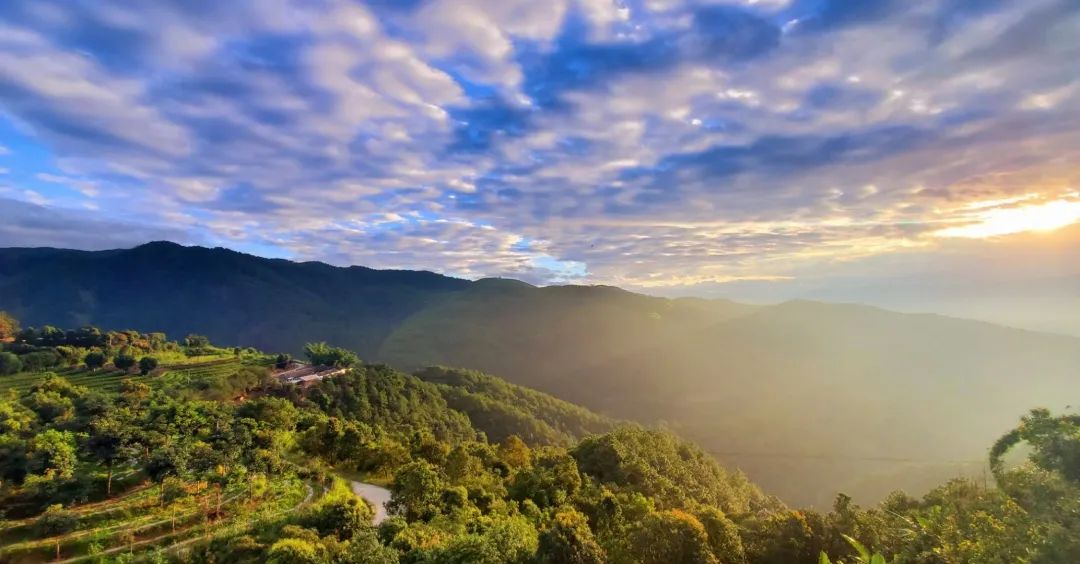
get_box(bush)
[276,353,291,369]
[113,354,136,372]
[35,504,79,536]
[0,352,22,375]
[54,346,82,366]
[304,497,372,540]
[139,356,159,376]
[84,351,106,370]
[20,350,60,372]
[303,342,358,368]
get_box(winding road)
[349,481,392,524]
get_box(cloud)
[0,197,199,250]
[0,0,1076,326]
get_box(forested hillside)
[0,242,467,359]
[3,243,1080,506]
[375,279,1080,506]
[1,322,1078,562]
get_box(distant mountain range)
[3,241,1078,506]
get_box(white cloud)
[0,0,1076,304]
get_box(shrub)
[35,504,79,536]
[276,353,291,369]
[139,356,159,376]
[113,354,136,372]
[0,352,22,375]
[20,350,61,372]
[84,351,106,370]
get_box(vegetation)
[0,310,18,341]
[4,244,1079,505]
[304,342,360,368]
[0,310,1075,562]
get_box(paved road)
[350,481,392,524]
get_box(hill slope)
[3,242,1079,506]
[0,242,466,358]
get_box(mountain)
[378,282,1080,506]
[3,242,1079,506]
[0,241,467,358]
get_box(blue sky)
[1,0,1078,333]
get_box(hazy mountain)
[3,242,1078,506]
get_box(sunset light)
[936,199,1080,239]
[2,1,1080,560]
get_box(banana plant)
[818,535,890,564]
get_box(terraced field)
[157,357,247,380]
[0,476,315,563]
[0,355,266,395]
[0,367,134,395]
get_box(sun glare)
[936,199,1080,238]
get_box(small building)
[276,363,350,387]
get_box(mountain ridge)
[3,241,1079,506]
[4,240,1073,339]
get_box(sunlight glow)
[936,199,1080,238]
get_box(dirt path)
[349,481,391,524]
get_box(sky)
[0,0,1078,334]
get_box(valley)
[5,243,1077,506]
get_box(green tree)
[345,529,399,563]
[305,497,373,540]
[145,447,190,504]
[742,510,818,564]
[237,397,299,430]
[24,388,76,424]
[991,408,1080,484]
[537,509,606,564]
[304,342,359,368]
[113,353,137,373]
[0,435,28,486]
[85,414,135,496]
[388,460,444,521]
[628,510,717,564]
[39,325,65,346]
[276,353,292,369]
[138,356,159,376]
[697,508,746,564]
[184,334,211,349]
[54,346,81,366]
[28,429,79,479]
[21,350,60,372]
[0,352,22,375]
[510,449,582,508]
[267,538,324,564]
[84,351,106,370]
[499,435,531,468]
[0,397,36,434]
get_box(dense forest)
[4,243,1079,506]
[1,315,1078,562]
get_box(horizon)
[1,0,1078,336]
[6,238,1079,339]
